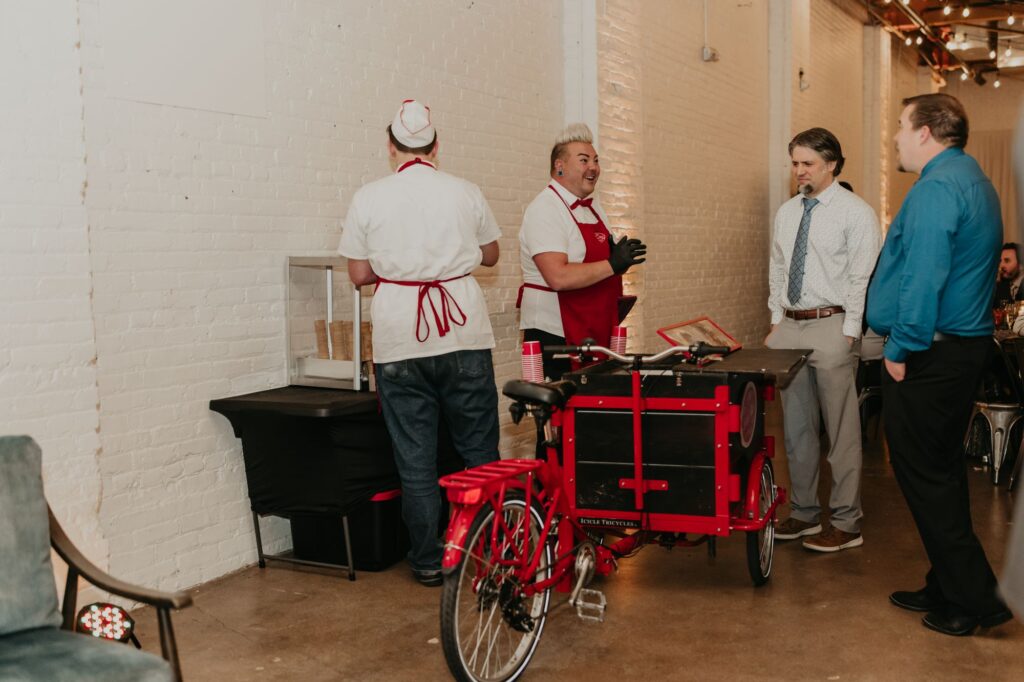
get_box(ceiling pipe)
[889,0,974,73]
[863,0,973,75]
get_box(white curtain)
[968,130,1019,243]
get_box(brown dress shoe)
[775,517,822,540]
[802,526,863,552]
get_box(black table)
[210,386,462,578]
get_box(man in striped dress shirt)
[766,128,881,553]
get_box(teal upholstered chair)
[0,436,192,681]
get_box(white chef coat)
[518,182,613,337]
[339,160,501,363]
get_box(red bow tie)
[570,197,594,209]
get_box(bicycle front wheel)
[746,459,776,586]
[440,494,552,682]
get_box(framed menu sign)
[656,316,742,352]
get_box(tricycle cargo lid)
[674,347,811,388]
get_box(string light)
[943,5,953,16]
[906,36,913,46]
[991,49,998,59]
[916,35,924,45]
[961,71,969,81]
[962,6,971,18]
[994,78,1002,88]
[1009,15,1017,26]
[1007,45,1014,58]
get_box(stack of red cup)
[522,341,544,382]
[611,326,627,354]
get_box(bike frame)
[440,346,785,593]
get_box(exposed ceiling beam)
[888,2,1023,31]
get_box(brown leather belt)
[784,305,845,320]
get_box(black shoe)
[412,569,443,587]
[922,608,978,636]
[890,588,944,613]
[922,606,1014,636]
[979,607,1014,628]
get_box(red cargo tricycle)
[438,342,804,682]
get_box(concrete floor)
[134,405,1024,681]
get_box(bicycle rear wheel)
[440,494,552,682]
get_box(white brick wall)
[596,0,646,343]
[793,0,866,196]
[77,0,564,591]
[598,0,771,346]
[0,1,109,564]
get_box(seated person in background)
[993,242,1024,308]
[1013,310,1024,335]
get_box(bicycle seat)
[502,379,577,408]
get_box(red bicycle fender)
[743,452,767,519]
[442,505,481,572]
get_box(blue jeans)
[375,349,500,572]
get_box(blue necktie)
[787,197,819,306]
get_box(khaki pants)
[766,314,863,533]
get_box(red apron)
[375,157,470,343]
[517,185,622,348]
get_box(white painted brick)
[52,2,563,594]
[0,0,110,567]
[598,0,771,347]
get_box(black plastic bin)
[291,489,408,571]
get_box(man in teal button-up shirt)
[866,93,1012,637]
[867,132,1002,366]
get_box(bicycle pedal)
[573,588,607,623]
[658,532,682,548]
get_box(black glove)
[608,235,647,275]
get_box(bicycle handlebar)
[544,342,733,365]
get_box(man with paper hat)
[339,99,501,587]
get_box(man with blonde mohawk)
[339,99,501,587]
[517,123,647,380]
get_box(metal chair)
[856,359,883,442]
[0,435,192,681]
[968,403,1023,484]
[969,337,1024,485]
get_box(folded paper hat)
[391,99,435,147]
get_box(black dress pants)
[881,336,1003,616]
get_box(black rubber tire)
[440,494,552,682]
[745,460,775,587]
